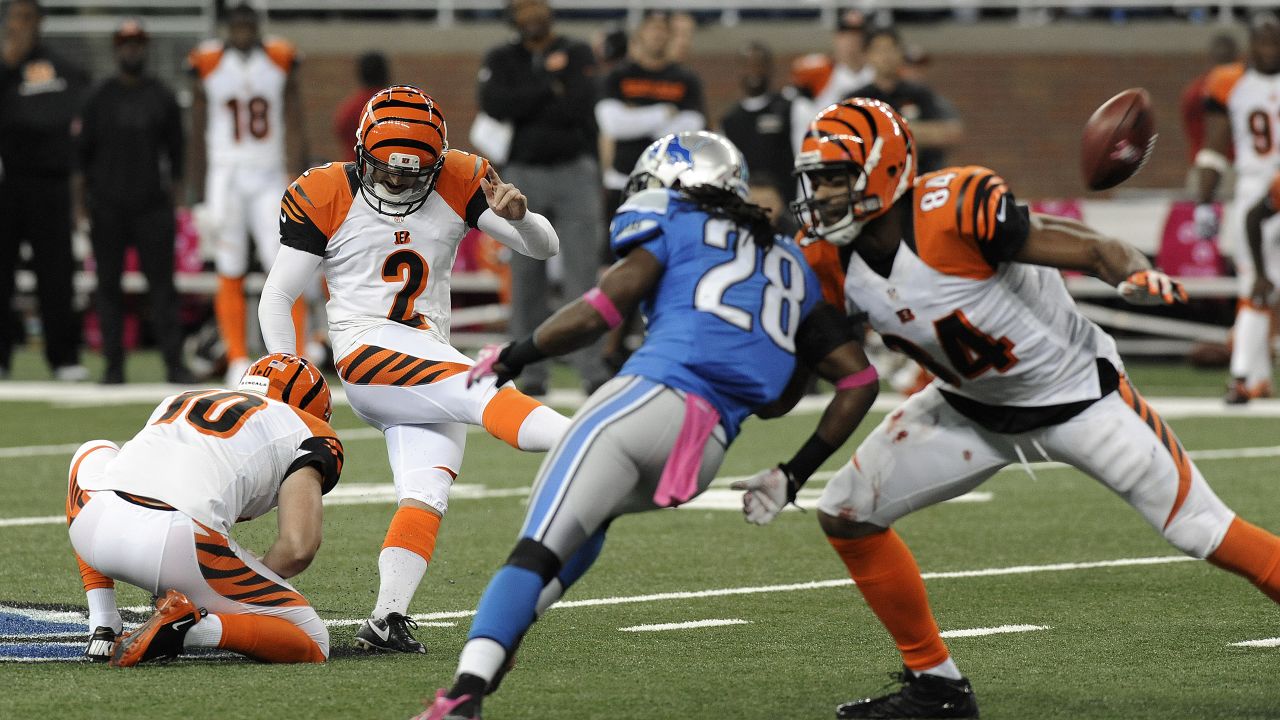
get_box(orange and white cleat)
[108,589,203,668]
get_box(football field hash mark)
[619,619,751,632]
[940,624,1050,638]
[1230,637,1280,648]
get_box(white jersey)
[188,38,297,169]
[805,166,1120,418]
[278,151,490,359]
[77,390,343,534]
[1206,62,1280,182]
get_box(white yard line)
[1230,638,1280,648]
[940,624,1050,638]
[619,619,751,632]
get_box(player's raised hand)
[730,467,791,526]
[480,166,528,221]
[1118,270,1188,306]
[466,342,519,388]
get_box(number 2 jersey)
[610,188,822,440]
[278,152,491,360]
[76,390,344,534]
[803,166,1121,432]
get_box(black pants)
[89,200,182,372]
[0,173,80,371]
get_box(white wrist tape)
[1194,148,1230,174]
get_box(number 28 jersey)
[77,390,344,534]
[187,39,297,169]
[611,189,822,440]
[805,166,1120,415]
[278,152,491,359]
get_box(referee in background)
[79,19,192,384]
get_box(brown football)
[1081,88,1157,191]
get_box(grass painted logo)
[0,603,143,662]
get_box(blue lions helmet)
[624,130,750,201]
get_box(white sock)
[1231,306,1270,382]
[914,657,963,681]
[456,638,507,684]
[183,613,223,649]
[516,405,571,451]
[372,546,428,619]
[86,588,122,634]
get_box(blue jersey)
[609,189,821,440]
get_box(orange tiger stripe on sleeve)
[280,163,357,256]
[913,166,1021,281]
[435,150,489,221]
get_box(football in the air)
[1081,87,1157,191]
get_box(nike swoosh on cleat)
[172,619,194,633]
[370,621,391,642]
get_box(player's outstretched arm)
[1017,213,1187,304]
[259,245,321,355]
[466,248,662,388]
[477,166,559,259]
[734,305,880,526]
[262,466,324,579]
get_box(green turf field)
[1,354,1277,720]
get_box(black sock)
[449,673,488,701]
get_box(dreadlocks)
[679,185,778,251]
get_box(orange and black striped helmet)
[355,85,448,217]
[792,98,916,245]
[238,353,332,423]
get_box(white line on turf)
[619,619,751,632]
[940,624,1050,638]
[1230,637,1280,648]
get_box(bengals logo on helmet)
[239,353,332,422]
[355,85,448,217]
[791,98,916,246]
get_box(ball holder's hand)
[730,466,794,526]
[1117,270,1188,306]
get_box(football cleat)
[83,626,119,663]
[108,589,203,668]
[1224,378,1251,405]
[409,690,480,720]
[355,612,426,654]
[835,668,979,719]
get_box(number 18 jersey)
[805,166,1120,418]
[187,39,297,169]
[610,189,821,440]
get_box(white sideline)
[940,624,1050,638]
[619,619,751,632]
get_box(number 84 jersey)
[279,152,491,360]
[806,166,1121,410]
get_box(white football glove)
[1193,202,1218,240]
[1117,270,1188,306]
[730,466,792,526]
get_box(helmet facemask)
[793,163,876,247]
[355,146,445,217]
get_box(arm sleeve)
[259,245,321,354]
[595,99,675,141]
[794,303,859,370]
[477,208,559,260]
[286,435,344,494]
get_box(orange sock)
[828,530,950,671]
[382,505,442,561]
[482,387,542,449]
[76,555,113,592]
[216,276,248,361]
[1208,517,1280,603]
[290,297,308,354]
[215,613,325,663]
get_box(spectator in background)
[592,24,628,70]
[332,51,389,162]
[1181,33,1239,163]
[596,10,705,219]
[0,0,88,381]
[788,10,871,154]
[479,0,610,395]
[721,42,794,204]
[850,26,964,172]
[79,20,193,385]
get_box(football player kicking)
[68,354,341,666]
[258,85,573,654]
[734,98,1280,719]
[414,131,880,720]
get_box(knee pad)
[506,538,562,584]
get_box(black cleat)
[83,626,119,662]
[836,668,979,719]
[355,612,426,653]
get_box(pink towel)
[653,393,720,508]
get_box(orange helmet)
[355,85,448,216]
[237,353,332,423]
[792,98,916,246]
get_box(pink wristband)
[836,366,879,390]
[583,288,623,329]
